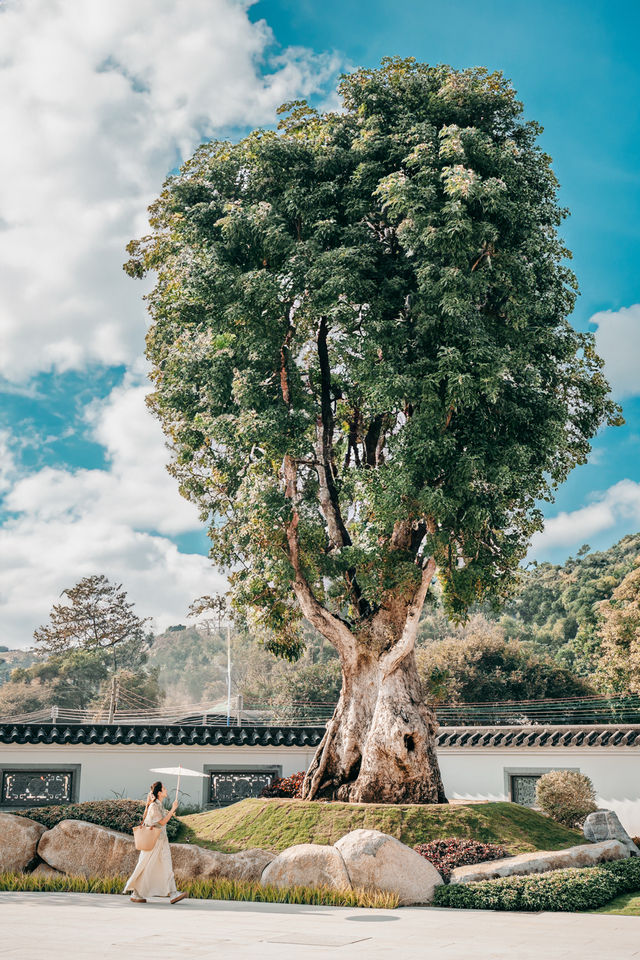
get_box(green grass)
[178,799,582,855]
[0,871,397,908]
[595,892,640,915]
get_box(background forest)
[2,531,640,716]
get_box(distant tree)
[126,58,620,803]
[0,649,109,714]
[94,668,165,713]
[416,621,595,703]
[595,562,640,693]
[34,575,151,672]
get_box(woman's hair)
[149,781,163,800]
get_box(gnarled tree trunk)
[302,646,445,803]
[289,546,446,804]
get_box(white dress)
[124,800,178,899]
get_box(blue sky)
[0,0,638,645]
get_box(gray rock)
[334,828,443,906]
[261,843,351,891]
[583,810,640,856]
[0,814,47,873]
[449,839,629,885]
[37,819,274,882]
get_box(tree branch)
[279,329,357,661]
[315,317,370,619]
[379,556,436,680]
[315,317,351,550]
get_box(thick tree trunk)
[302,647,446,804]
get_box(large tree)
[34,575,151,673]
[126,59,620,803]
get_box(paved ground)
[1,892,639,960]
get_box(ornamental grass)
[0,872,398,909]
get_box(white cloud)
[0,0,337,380]
[530,479,640,553]
[591,303,640,399]
[0,375,225,647]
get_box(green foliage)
[433,857,640,911]
[497,532,640,674]
[594,561,640,693]
[0,649,109,714]
[15,799,181,841]
[0,871,398,908]
[416,617,594,703]
[126,57,619,654]
[179,798,581,854]
[535,770,597,827]
[0,576,160,716]
[34,575,151,672]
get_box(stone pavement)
[0,892,638,960]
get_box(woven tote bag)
[133,824,159,851]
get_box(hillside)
[0,647,38,686]
[179,798,582,854]
[500,532,640,673]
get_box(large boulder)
[449,839,629,885]
[334,829,443,906]
[171,843,274,883]
[31,861,65,878]
[261,844,350,891]
[37,819,273,882]
[0,813,47,873]
[584,810,640,856]
[38,820,138,877]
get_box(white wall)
[0,744,316,808]
[2,742,640,836]
[439,747,640,836]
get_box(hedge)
[14,799,181,841]
[433,857,640,912]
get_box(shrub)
[260,771,304,799]
[413,838,510,882]
[14,799,181,841]
[434,857,640,912]
[535,770,597,827]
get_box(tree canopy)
[34,574,151,671]
[126,58,620,657]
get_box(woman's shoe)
[170,892,187,904]
[130,896,146,903]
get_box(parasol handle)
[175,767,181,805]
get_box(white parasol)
[149,764,208,803]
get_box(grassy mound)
[179,798,582,854]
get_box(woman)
[125,781,186,904]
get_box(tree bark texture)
[302,646,446,803]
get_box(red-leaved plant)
[414,838,510,882]
[260,771,305,799]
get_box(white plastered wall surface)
[438,747,640,835]
[2,743,640,834]
[0,745,317,808]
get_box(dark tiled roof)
[2,722,640,748]
[0,723,326,747]
[436,725,640,748]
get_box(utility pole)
[107,675,119,724]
